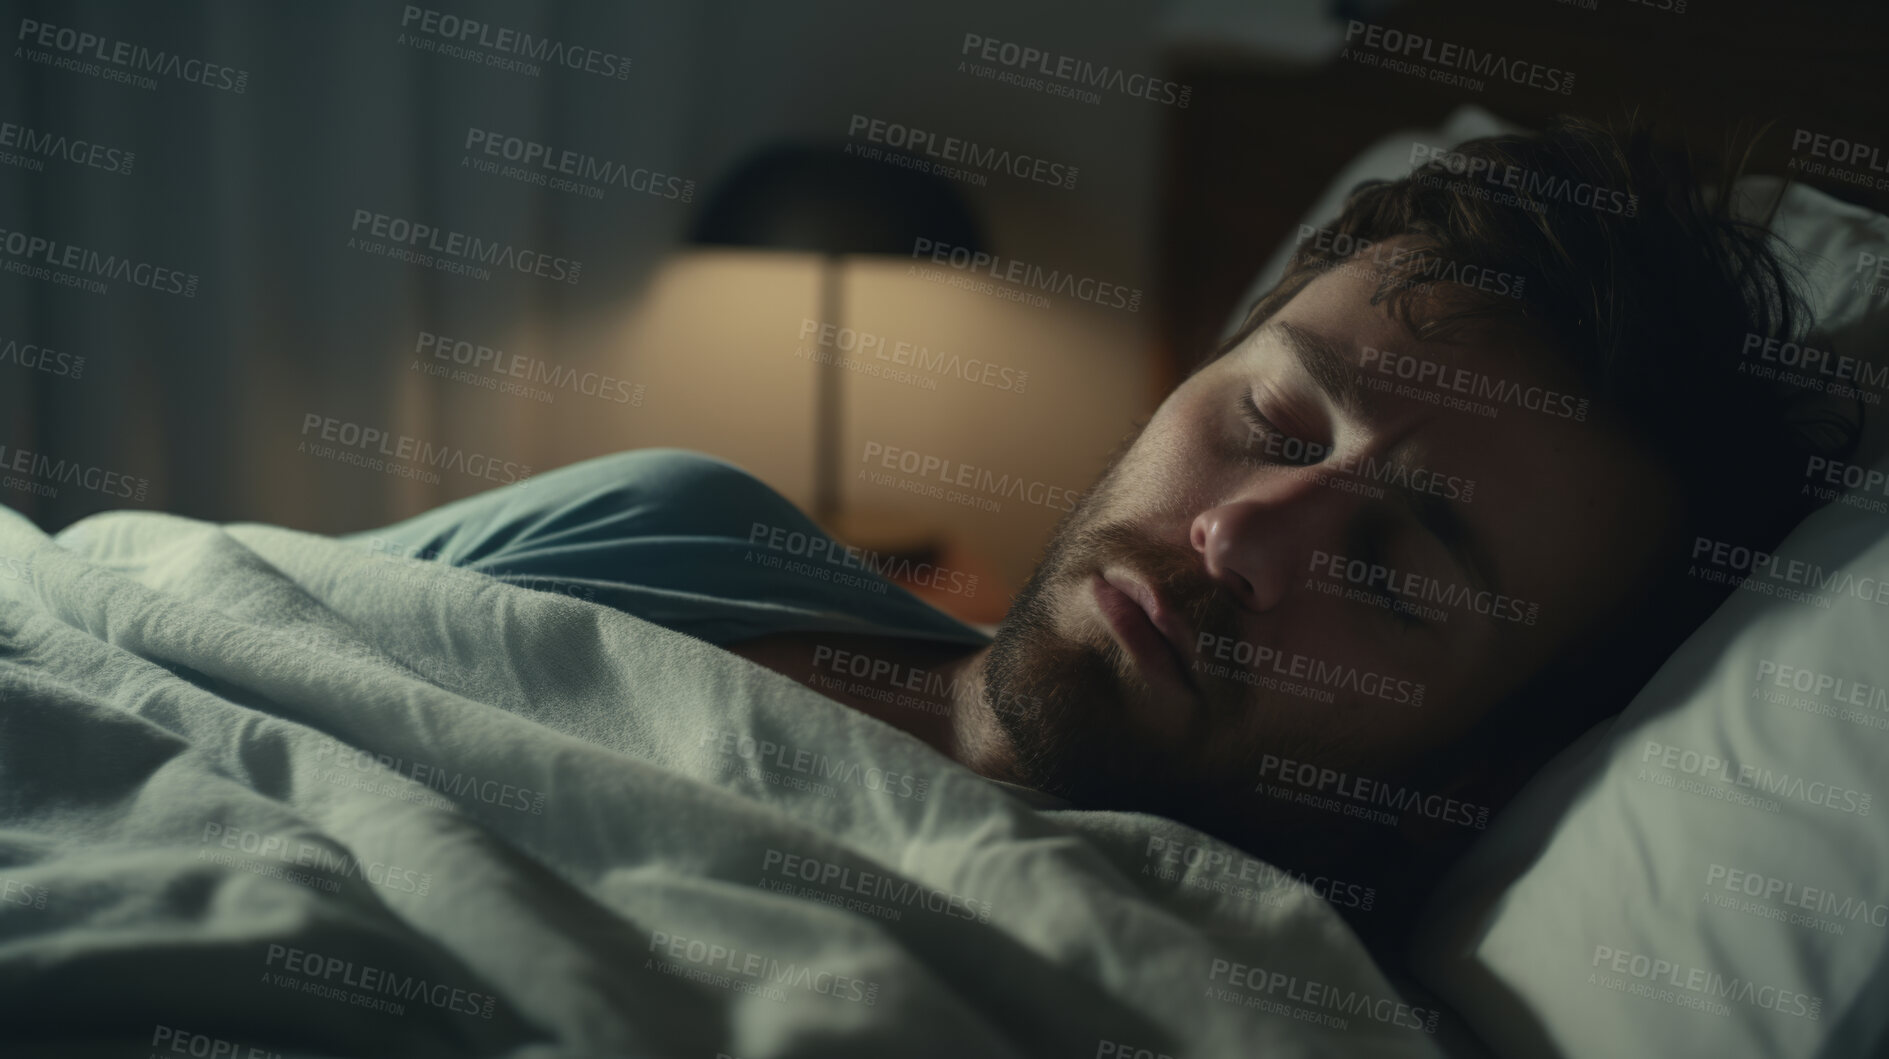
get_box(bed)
[6,17,1889,1053]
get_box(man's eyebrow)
[1387,458,1505,600]
[1262,320,1368,416]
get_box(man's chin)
[982,620,1187,808]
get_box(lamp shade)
[689,142,985,256]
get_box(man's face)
[983,247,1678,815]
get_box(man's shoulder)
[568,447,758,486]
[542,448,800,535]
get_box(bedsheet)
[0,504,1449,1059]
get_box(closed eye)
[1239,392,1328,467]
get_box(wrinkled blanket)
[0,505,1449,1058]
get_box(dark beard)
[978,430,1459,947]
[982,573,1153,806]
[980,433,1246,813]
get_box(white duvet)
[0,505,1450,1058]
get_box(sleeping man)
[353,117,1854,943]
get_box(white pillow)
[1262,111,1889,1059]
[1411,452,1889,1059]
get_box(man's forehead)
[1246,263,1582,415]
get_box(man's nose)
[1189,481,1345,611]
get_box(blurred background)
[3,0,1884,623]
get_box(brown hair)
[1215,116,1859,735]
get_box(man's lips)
[1103,568,1197,661]
[1089,568,1201,703]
